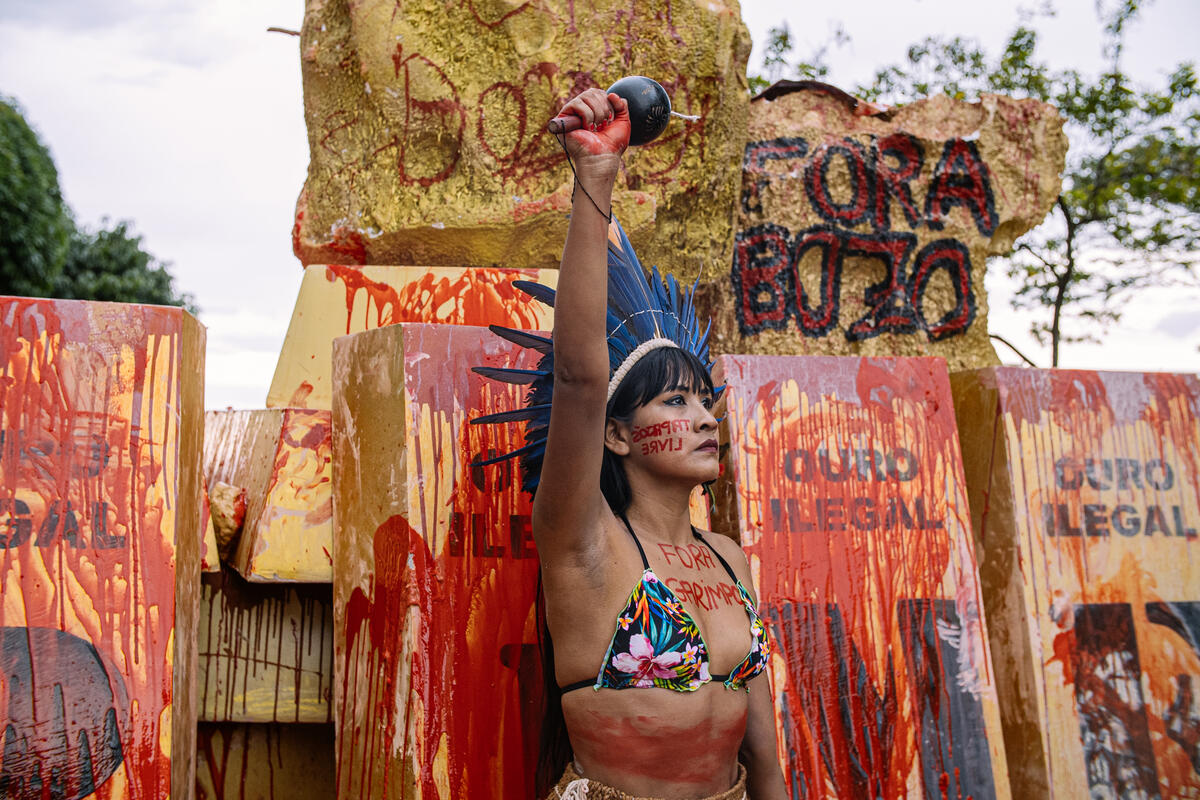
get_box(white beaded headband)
[606,337,679,403]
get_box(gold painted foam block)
[716,354,1011,799]
[0,297,204,799]
[203,408,333,583]
[951,368,1200,798]
[296,0,751,283]
[195,722,335,800]
[267,265,558,410]
[700,86,1067,369]
[332,323,543,799]
[198,569,333,723]
[201,479,220,572]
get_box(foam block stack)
[716,354,1011,799]
[0,297,205,798]
[332,323,544,798]
[952,368,1200,798]
[193,266,556,797]
[198,570,334,724]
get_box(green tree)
[54,220,197,312]
[0,97,196,311]
[755,5,1200,366]
[747,22,849,95]
[0,96,71,296]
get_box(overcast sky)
[1,0,1197,409]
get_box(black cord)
[553,133,612,223]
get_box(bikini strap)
[617,513,651,570]
[692,528,742,585]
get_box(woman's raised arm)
[531,89,629,563]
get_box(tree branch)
[1016,241,1058,270]
[1051,196,1077,366]
[989,334,1040,367]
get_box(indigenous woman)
[477,88,787,800]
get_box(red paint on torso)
[564,697,747,792]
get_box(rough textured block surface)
[295,0,750,283]
[268,265,557,410]
[201,479,220,573]
[195,722,334,800]
[332,323,542,799]
[198,570,333,723]
[699,84,1067,369]
[0,297,204,799]
[203,409,333,583]
[951,368,1200,798]
[716,354,1010,799]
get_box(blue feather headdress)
[471,217,713,495]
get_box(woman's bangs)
[612,347,713,412]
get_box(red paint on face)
[639,437,683,455]
[631,419,691,444]
[0,298,190,799]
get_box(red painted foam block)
[203,408,333,582]
[332,323,542,799]
[0,297,205,799]
[718,355,1011,800]
[268,265,557,410]
[952,368,1200,798]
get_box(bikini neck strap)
[618,513,741,584]
[617,513,650,569]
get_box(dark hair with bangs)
[600,346,715,515]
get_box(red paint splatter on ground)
[0,297,190,799]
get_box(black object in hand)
[547,76,672,147]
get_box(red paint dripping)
[0,298,189,798]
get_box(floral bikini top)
[560,515,772,694]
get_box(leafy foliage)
[54,220,197,312]
[0,96,71,297]
[747,22,848,95]
[752,4,1199,365]
[0,97,195,312]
